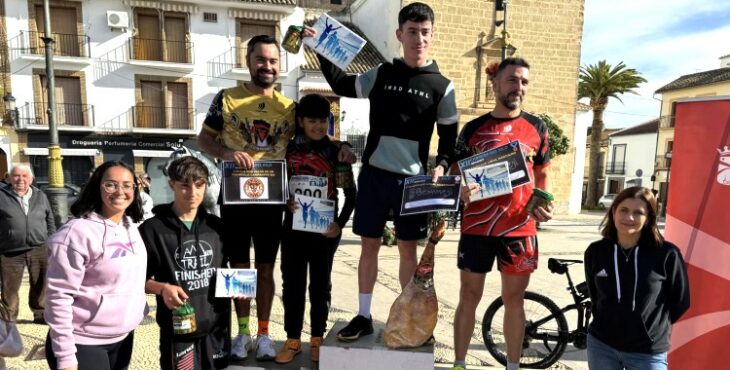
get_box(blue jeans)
[587,334,667,370]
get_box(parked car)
[598,193,616,209]
[35,181,81,206]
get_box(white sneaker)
[255,335,276,361]
[231,334,252,360]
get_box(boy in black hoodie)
[141,156,237,370]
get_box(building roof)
[576,102,592,112]
[655,67,730,93]
[302,18,387,74]
[609,118,659,137]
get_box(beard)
[499,91,522,110]
[250,68,277,89]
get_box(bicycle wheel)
[482,291,569,369]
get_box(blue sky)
[580,0,730,128]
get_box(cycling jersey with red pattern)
[454,112,550,237]
[285,136,339,200]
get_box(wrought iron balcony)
[133,105,195,130]
[655,154,672,170]
[129,37,193,64]
[659,115,675,129]
[605,161,626,175]
[16,102,94,130]
[8,31,91,59]
[207,47,290,79]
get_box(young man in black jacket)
[304,2,458,342]
[141,157,239,370]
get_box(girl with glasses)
[44,161,148,370]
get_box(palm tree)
[579,60,646,207]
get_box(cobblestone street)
[5,212,610,370]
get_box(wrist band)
[428,237,439,245]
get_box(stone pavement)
[5,211,609,370]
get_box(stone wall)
[403,0,585,212]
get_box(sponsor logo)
[244,178,265,198]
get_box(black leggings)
[46,331,134,370]
[280,220,340,338]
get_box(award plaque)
[221,160,287,204]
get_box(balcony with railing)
[659,115,675,129]
[605,161,626,175]
[655,153,672,170]
[99,106,196,135]
[16,102,94,131]
[207,47,290,80]
[7,31,91,61]
[129,37,193,65]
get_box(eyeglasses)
[102,181,137,193]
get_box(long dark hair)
[600,186,663,247]
[70,161,143,222]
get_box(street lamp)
[3,92,19,125]
[41,0,68,225]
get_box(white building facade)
[603,119,658,196]
[1,0,345,204]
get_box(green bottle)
[282,25,304,54]
[172,301,197,335]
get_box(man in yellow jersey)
[198,35,354,361]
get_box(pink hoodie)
[45,212,148,369]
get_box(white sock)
[507,362,520,370]
[358,293,372,318]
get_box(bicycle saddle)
[548,258,582,274]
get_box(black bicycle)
[482,258,591,369]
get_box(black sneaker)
[337,315,374,342]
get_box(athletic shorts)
[457,234,538,275]
[221,203,284,264]
[352,165,427,241]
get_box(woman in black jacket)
[584,186,690,370]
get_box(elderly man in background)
[0,164,56,322]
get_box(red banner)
[665,97,730,369]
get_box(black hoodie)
[318,55,458,176]
[139,203,231,338]
[584,238,690,353]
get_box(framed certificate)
[457,140,531,189]
[221,160,287,204]
[400,175,461,216]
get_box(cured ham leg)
[384,220,447,348]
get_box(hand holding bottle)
[160,283,189,310]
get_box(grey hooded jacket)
[0,182,56,255]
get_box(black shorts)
[457,234,538,275]
[352,165,427,241]
[221,203,284,264]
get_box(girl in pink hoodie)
[44,161,148,370]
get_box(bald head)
[9,164,34,196]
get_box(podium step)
[320,321,434,370]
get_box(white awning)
[227,8,288,21]
[23,148,100,156]
[122,0,199,13]
[132,149,173,158]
